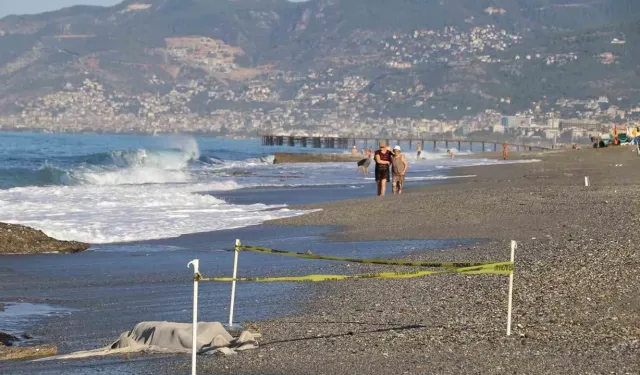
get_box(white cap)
[393,145,401,151]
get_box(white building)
[547,118,560,129]
[501,116,531,128]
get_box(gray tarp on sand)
[39,321,260,360]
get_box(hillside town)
[0,21,636,144]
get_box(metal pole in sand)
[506,241,516,336]
[229,239,240,327]
[585,176,590,187]
[187,259,200,375]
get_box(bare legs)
[392,180,401,194]
[392,179,403,195]
[377,179,387,196]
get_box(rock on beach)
[0,332,19,346]
[0,222,89,254]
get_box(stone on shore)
[0,222,90,254]
[0,332,19,346]
[0,344,58,361]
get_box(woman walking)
[374,141,393,196]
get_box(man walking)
[374,141,393,196]
[391,146,408,194]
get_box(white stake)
[506,241,516,336]
[585,176,590,187]
[229,239,240,327]
[187,259,199,375]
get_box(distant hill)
[1,0,640,124]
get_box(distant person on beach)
[417,144,422,159]
[374,141,393,196]
[391,146,408,194]
[356,152,372,176]
[352,145,358,155]
[502,142,509,160]
[447,149,456,159]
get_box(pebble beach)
[190,147,639,375]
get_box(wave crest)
[0,164,72,189]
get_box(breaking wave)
[0,140,275,188]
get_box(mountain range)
[1,0,640,126]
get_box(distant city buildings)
[0,21,638,142]
[501,116,532,128]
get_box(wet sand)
[0,225,463,374]
[190,147,640,375]
[211,179,452,206]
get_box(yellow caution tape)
[195,261,513,283]
[236,245,497,269]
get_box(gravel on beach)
[187,148,638,374]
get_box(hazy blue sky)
[0,0,308,18]
[0,0,121,17]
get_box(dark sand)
[212,179,450,206]
[189,147,640,375]
[0,226,463,374]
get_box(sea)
[0,131,516,244]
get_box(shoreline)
[191,147,640,375]
[3,147,638,374]
[0,225,469,374]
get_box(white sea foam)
[204,155,274,170]
[0,182,307,243]
[72,166,193,185]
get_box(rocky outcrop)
[0,223,90,254]
[273,152,365,164]
[0,332,19,346]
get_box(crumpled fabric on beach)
[37,321,260,361]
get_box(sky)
[0,0,308,18]
[0,0,121,18]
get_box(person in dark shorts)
[374,141,393,196]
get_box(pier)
[261,135,554,152]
